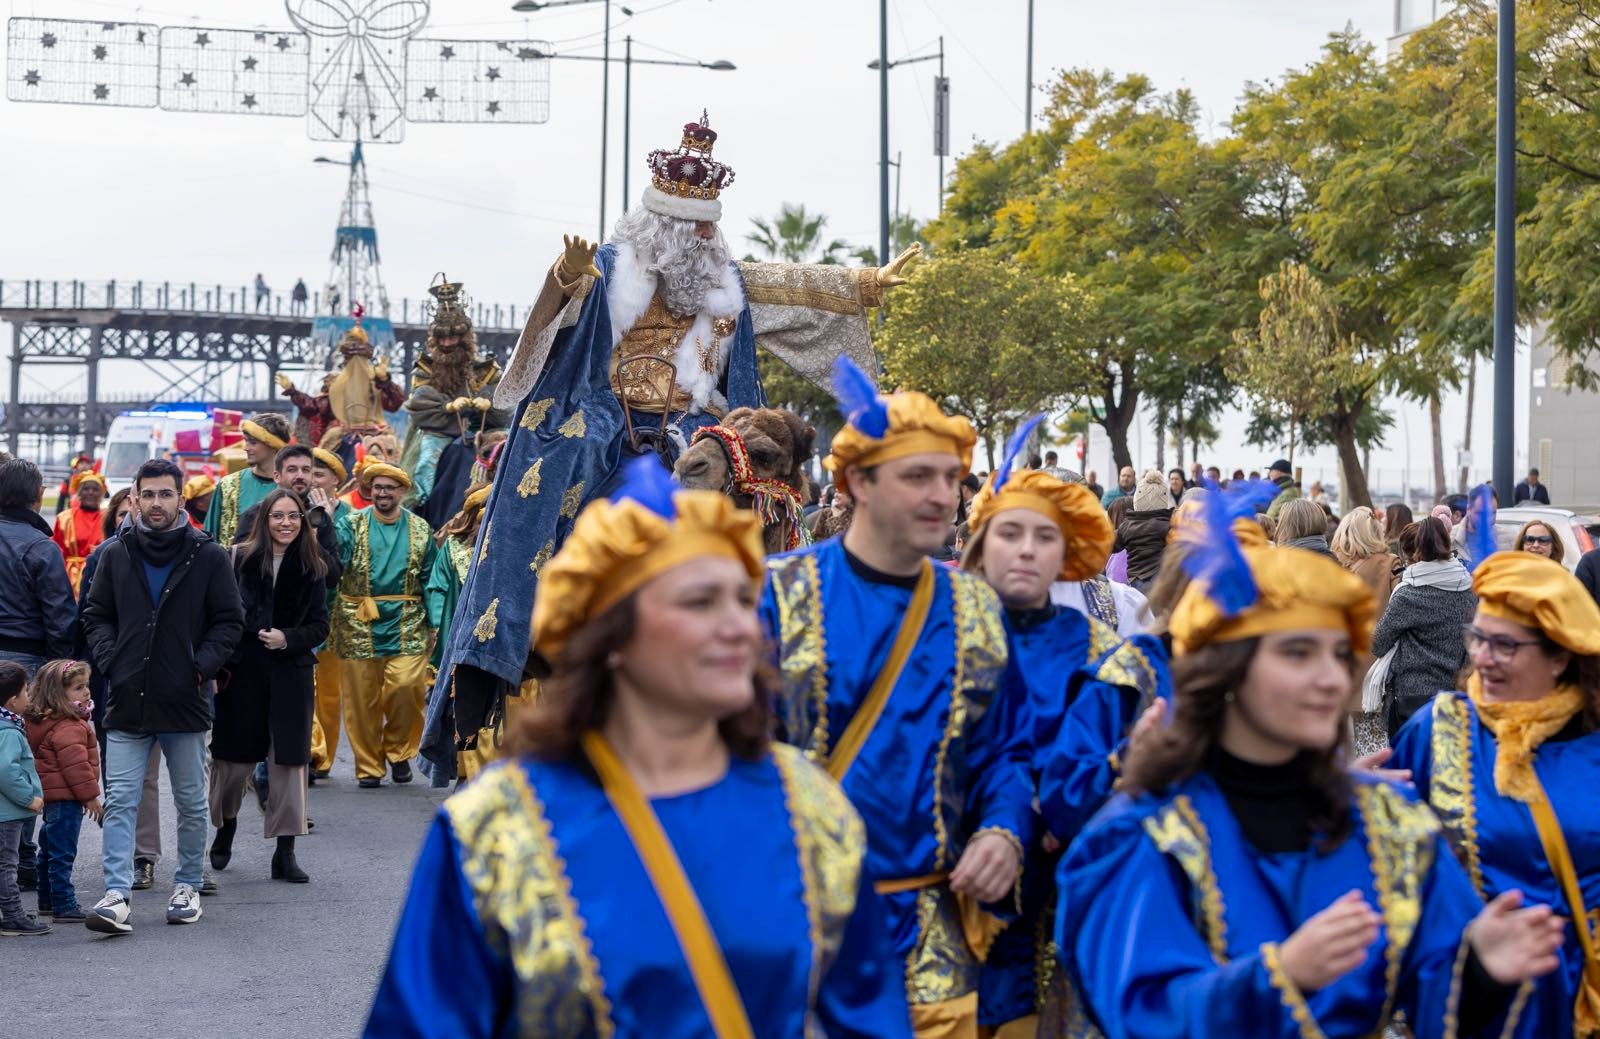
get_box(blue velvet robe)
[365,745,910,1038]
[759,539,1033,1010]
[978,605,1170,1027]
[1056,772,1507,1039]
[1391,691,1600,1039]
[420,244,764,777]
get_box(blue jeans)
[36,801,84,913]
[103,730,207,894]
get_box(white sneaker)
[86,890,132,935]
[166,883,202,925]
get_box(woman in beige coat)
[1331,505,1399,754]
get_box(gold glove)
[275,373,295,393]
[557,233,603,284]
[471,397,493,412]
[875,242,921,289]
[373,357,391,381]
[445,396,470,414]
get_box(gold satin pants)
[308,647,342,773]
[340,654,428,780]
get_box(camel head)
[675,407,817,553]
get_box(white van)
[102,407,217,490]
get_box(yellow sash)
[826,558,936,781]
[1525,771,1600,1036]
[344,593,422,623]
[581,731,755,1039]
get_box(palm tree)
[746,204,853,265]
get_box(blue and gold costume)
[366,746,910,1038]
[1391,552,1600,1039]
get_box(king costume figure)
[422,112,919,781]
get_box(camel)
[674,407,817,555]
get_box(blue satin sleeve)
[1387,698,1438,801]
[364,814,511,1039]
[964,653,1037,859]
[1056,800,1291,1039]
[817,871,915,1038]
[1036,677,1137,843]
[1399,832,1505,1039]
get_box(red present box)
[173,429,203,453]
[210,409,242,452]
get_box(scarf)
[0,705,21,727]
[1466,673,1585,803]
[130,512,190,566]
[1401,558,1473,592]
[0,506,53,537]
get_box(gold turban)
[72,471,107,493]
[182,475,215,500]
[1473,551,1600,656]
[966,470,1113,581]
[239,419,287,451]
[1169,547,1376,656]
[360,462,413,490]
[825,391,976,489]
[310,448,347,482]
[533,490,765,662]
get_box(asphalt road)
[12,743,447,1038]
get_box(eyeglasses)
[1522,535,1553,546]
[1462,624,1543,664]
[268,511,303,522]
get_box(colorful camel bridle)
[690,425,811,552]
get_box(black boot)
[270,836,309,883]
[209,817,237,871]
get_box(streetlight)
[1491,0,1515,503]
[513,0,635,239]
[530,40,736,219]
[867,37,947,222]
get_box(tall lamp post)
[529,42,736,220]
[868,37,947,218]
[1491,0,1516,502]
[513,0,633,240]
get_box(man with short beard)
[425,115,919,780]
[398,277,508,518]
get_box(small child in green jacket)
[0,660,48,936]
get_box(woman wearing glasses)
[1391,552,1600,1039]
[208,489,333,884]
[1514,519,1566,567]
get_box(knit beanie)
[1132,469,1175,512]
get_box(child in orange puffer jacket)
[25,660,101,922]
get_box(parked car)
[1492,506,1600,572]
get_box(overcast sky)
[7,0,1520,491]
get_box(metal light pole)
[879,0,890,272]
[869,44,946,222]
[623,35,632,212]
[1025,0,1035,133]
[1492,0,1515,502]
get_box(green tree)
[877,249,1097,467]
[1228,262,1383,507]
[746,204,852,265]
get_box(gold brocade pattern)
[218,472,241,547]
[478,520,492,564]
[1262,942,1326,1039]
[934,573,1008,869]
[474,598,500,643]
[904,885,982,1006]
[772,744,865,1023]
[561,483,586,519]
[522,397,555,430]
[1142,795,1229,964]
[399,515,432,651]
[744,282,862,316]
[610,295,697,414]
[519,459,544,498]
[559,410,587,438]
[331,511,376,659]
[530,539,556,575]
[767,555,830,759]
[444,763,614,1038]
[447,538,473,584]
[1087,619,1162,709]
[1428,695,1488,899]
[1355,782,1436,1026]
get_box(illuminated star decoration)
[136,30,147,43]
[93,45,108,60]
[40,33,58,48]
[275,36,292,52]
[422,86,438,100]
[516,46,539,60]
[195,32,210,47]
[485,66,500,80]
[486,100,500,115]
[440,45,455,59]
[254,32,267,42]
[23,69,40,87]
[179,71,196,86]
[242,94,258,109]
[243,56,258,71]
[93,84,109,99]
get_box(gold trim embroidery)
[768,555,830,760]
[530,539,556,575]
[1261,941,1326,1039]
[1142,795,1228,964]
[521,397,555,430]
[561,482,586,519]
[1428,695,1488,899]
[936,573,1008,869]
[559,410,587,438]
[1355,782,1436,1026]
[517,459,544,498]
[933,576,966,869]
[473,598,499,643]
[444,763,614,1036]
[477,519,492,563]
[746,282,861,316]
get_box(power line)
[918,0,1024,117]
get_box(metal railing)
[0,277,529,331]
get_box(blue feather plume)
[1464,482,1497,572]
[830,356,890,438]
[610,456,678,519]
[1221,478,1280,522]
[993,413,1046,494]
[1177,477,1260,618]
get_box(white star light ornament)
[5,3,551,139]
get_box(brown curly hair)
[504,592,773,762]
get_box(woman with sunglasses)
[1056,518,1564,1039]
[1514,519,1566,567]
[365,463,910,1038]
[1391,552,1600,1039]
